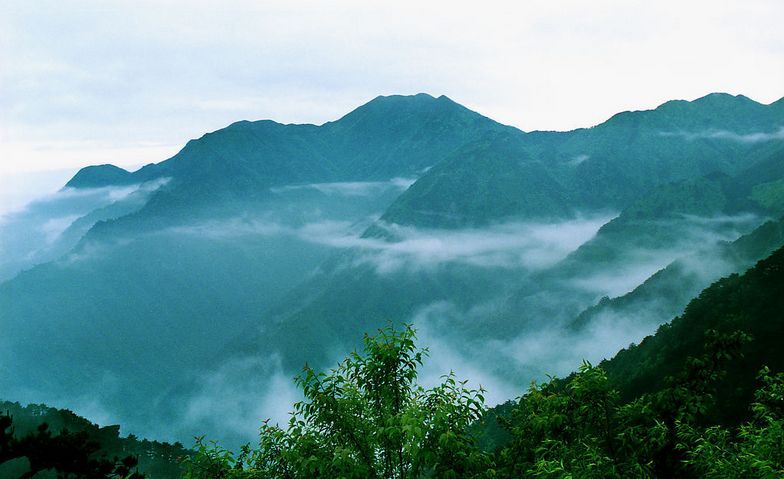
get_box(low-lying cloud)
[270,177,415,197]
[569,213,762,297]
[168,214,615,275]
[568,154,590,166]
[412,302,521,405]
[0,178,169,281]
[493,310,661,379]
[176,354,300,447]
[408,298,664,403]
[325,216,615,274]
[660,126,784,143]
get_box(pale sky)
[1,0,783,183]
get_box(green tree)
[496,330,752,478]
[677,366,784,478]
[182,324,492,479]
[0,412,144,479]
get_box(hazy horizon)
[2,0,783,178]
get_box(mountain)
[379,130,573,227]
[159,94,784,445]
[1,92,783,447]
[569,215,784,333]
[382,93,784,228]
[602,242,784,425]
[66,164,143,188]
[565,146,784,333]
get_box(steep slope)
[602,243,784,424]
[570,216,784,333]
[566,147,784,333]
[482,240,784,451]
[380,131,573,227]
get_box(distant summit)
[63,93,510,193]
[66,163,164,189]
[332,93,463,120]
[65,164,135,189]
[64,92,784,191]
[599,92,780,132]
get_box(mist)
[322,215,615,274]
[270,177,416,197]
[0,178,169,281]
[566,212,763,298]
[0,169,77,218]
[660,126,784,143]
[154,213,615,276]
[0,172,777,452]
[177,354,300,443]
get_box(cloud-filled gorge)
[0,174,776,450]
[1,23,783,470]
[168,213,616,274]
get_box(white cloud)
[41,215,81,244]
[270,177,415,197]
[0,178,170,279]
[569,213,762,297]
[182,354,299,442]
[344,216,614,274]
[412,302,520,406]
[163,212,615,274]
[660,126,784,143]
[568,154,591,166]
[407,296,664,398]
[491,311,661,380]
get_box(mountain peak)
[328,92,502,133]
[367,92,438,104]
[653,92,760,113]
[690,92,759,107]
[599,91,775,132]
[65,164,134,189]
[343,93,449,117]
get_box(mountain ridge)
[3,91,784,448]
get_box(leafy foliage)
[184,324,784,479]
[181,316,784,479]
[182,324,492,479]
[0,410,143,479]
[493,330,784,478]
[678,367,784,478]
[0,401,188,478]
[602,242,784,424]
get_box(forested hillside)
[0,400,187,478]
[182,243,784,477]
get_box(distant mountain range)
[1,92,782,447]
